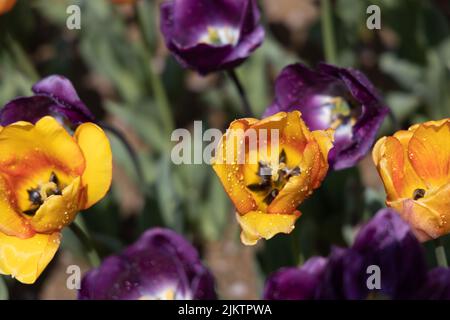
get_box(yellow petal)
[408,120,450,189]
[212,118,258,214]
[74,123,113,209]
[29,177,85,233]
[236,210,301,246]
[0,116,85,178]
[0,231,60,284]
[373,136,399,200]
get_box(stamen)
[263,189,279,204]
[247,150,301,205]
[23,172,63,216]
[413,188,426,200]
[27,189,43,205]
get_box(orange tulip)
[0,116,112,283]
[212,111,333,245]
[373,119,450,241]
[0,0,16,15]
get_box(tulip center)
[328,97,357,130]
[199,26,239,46]
[413,188,426,200]
[23,172,63,216]
[246,150,301,204]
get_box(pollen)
[246,150,301,205]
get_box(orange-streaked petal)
[373,136,399,200]
[281,111,311,150]
[0,231,60,284]
[236,210,301,246]
[74,123,112,209]
[29,177,85,233]
[212,118,258,214]
[0,173,34,238]
[0,117,85,196]
[408,121,450,189]
[310,130,333,189]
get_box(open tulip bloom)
[79,228,216,300]
[265,63,389,170]
[264,209,450,300]
[212,111,333,245]
[160,0,264,75]
[0,116,112,284]
[373,119,450,241]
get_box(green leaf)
[0,276,8,300]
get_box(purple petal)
[263,257,328,300]
[78,228,216,300]
[0,96,56,125]
[0,75,95,126]
[32,75,95,124]
[351,209,427,299]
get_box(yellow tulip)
[0,116,112,283]
[212,111,333,245]
[373,119,450,241]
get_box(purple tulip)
[78,228,216,300]
[263,257,327,300]
[264,209,450,300]
[0,75,95,126]
[160,0,264,75]
[265,63,389,170]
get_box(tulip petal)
[0,173,34,238]
[236,210,301,246]
[0,231,60,284]
[212,118,259,214]
[373,133,426,200]
[74,123,112,209]
[408,121,450,189]
[0,116,85,179]
[389,198,444,242]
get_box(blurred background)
[0,0,449,299]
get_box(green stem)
[227,69,254,118]
[135,3,174,134]
[69,220,101,268]
[6,34,39,81]
[321,0,337,64]
[434,238,448,267]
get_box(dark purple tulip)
[160,0,264,75]
[265,63,389,170]
[78,228,216,300]
[264,209,450,300]
[315,209,427,299]
[263,257,327,300]
[0,75,95,126]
